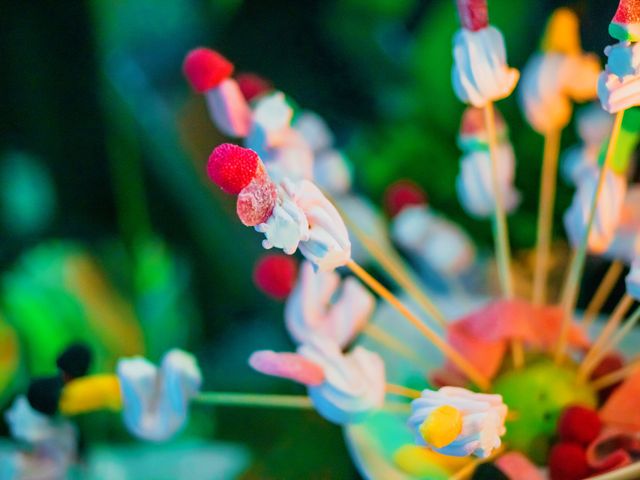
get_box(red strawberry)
[384,180,427,217]
[456,0,489,32]
[548,442,591,480]
[253,254,298,299]
[207,144,259,195]
[183,47,234,93]
[558,405,602,446]
[236,73,273,102]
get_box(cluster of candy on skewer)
[7,1,640,479]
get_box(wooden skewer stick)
[385,383,422,399]
[555,111,626,364]
[328,192,448,329]
[192,392,414,412]
[532,128,562,306]
[484,102,522,369]
[582,260,626,326]
[577,293,635,382]
[362,324,426,370]
[581,305,640,382]
[591,356,640,391]
[346,260,491,391]
[449,445,506,480]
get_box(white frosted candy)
[456,145,521,218]
[576,103,614,145]
[5,396,74,445]
[408,387,507,458]
[298,336,385,425]
[117,349,202,442]
[452,26,520,108]
[519,53,599,133]
[392,205,475,275]
[626,258,640,300]
[261,129,314,183]
[285,261,375,347]
[293,179,352,272]
[246,92,294,150]
[604,186,640,264]
[561,144,601,186]
[293,110,334,153]
[563,166,627,254]
[598,42,640,113]
[256,180,310,254]
[313,149,352,195]
[205,78,252,138]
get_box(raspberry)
[183,47,234,93]
[548,442,591,480]
[207,144,259,195]
[558,405,602,446]
[236,73,272,102]
[456,0,489,32]
[384,180,427,217]
[253,254,298,299]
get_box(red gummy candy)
[549,443,591,480]
[236,73,273,102]
[183,47,234,93]
[207,144,259,195]
[456,0,489,32]
[236,164,277,226]
[253,254,298,300]
[558,405,602,446]
[384,179,426,217]
[460,106,506,137]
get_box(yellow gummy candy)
[59,374,123,415]
[541,7,581,55]
[419,405,463,449]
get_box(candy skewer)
[590,356,640,391]
[582,260,625,326]
[192,392,413,410]
[346,260,491,391]
[555,111,626,364]
[339,210,448,328]
[532,129,562,305]
[385,383,422,399]
[484,102,523,368]
[577,293,635,382]
[580,304,640,381]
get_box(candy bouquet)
[5,1,640,480]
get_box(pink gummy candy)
[248,350,325,386]
[456,0,489,32]
[236,164,277,226]
[496,452,545,480]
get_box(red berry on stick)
[548,442,591,480]
[558,405,602,446]
[456,0,489,32]
[384,180,427,217]
[253,254,298,299]
[207,144,260,195]
[183,47,234,93]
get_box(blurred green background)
[0,0,631,478]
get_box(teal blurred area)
[0,0,628,478]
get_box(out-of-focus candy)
[252,254,298,300]
[248,350,325,386]
[600,369,640,430]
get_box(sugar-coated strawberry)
[183,47,234,93]
[456,0,489,32]
[236,165,277,226]
[558,405,602,446]
[207,144,259,195]
[548,442,591,480]
[253,254,298,299]
[236,73,272,102]
[610,0,640,42]
[384,180,427,217]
